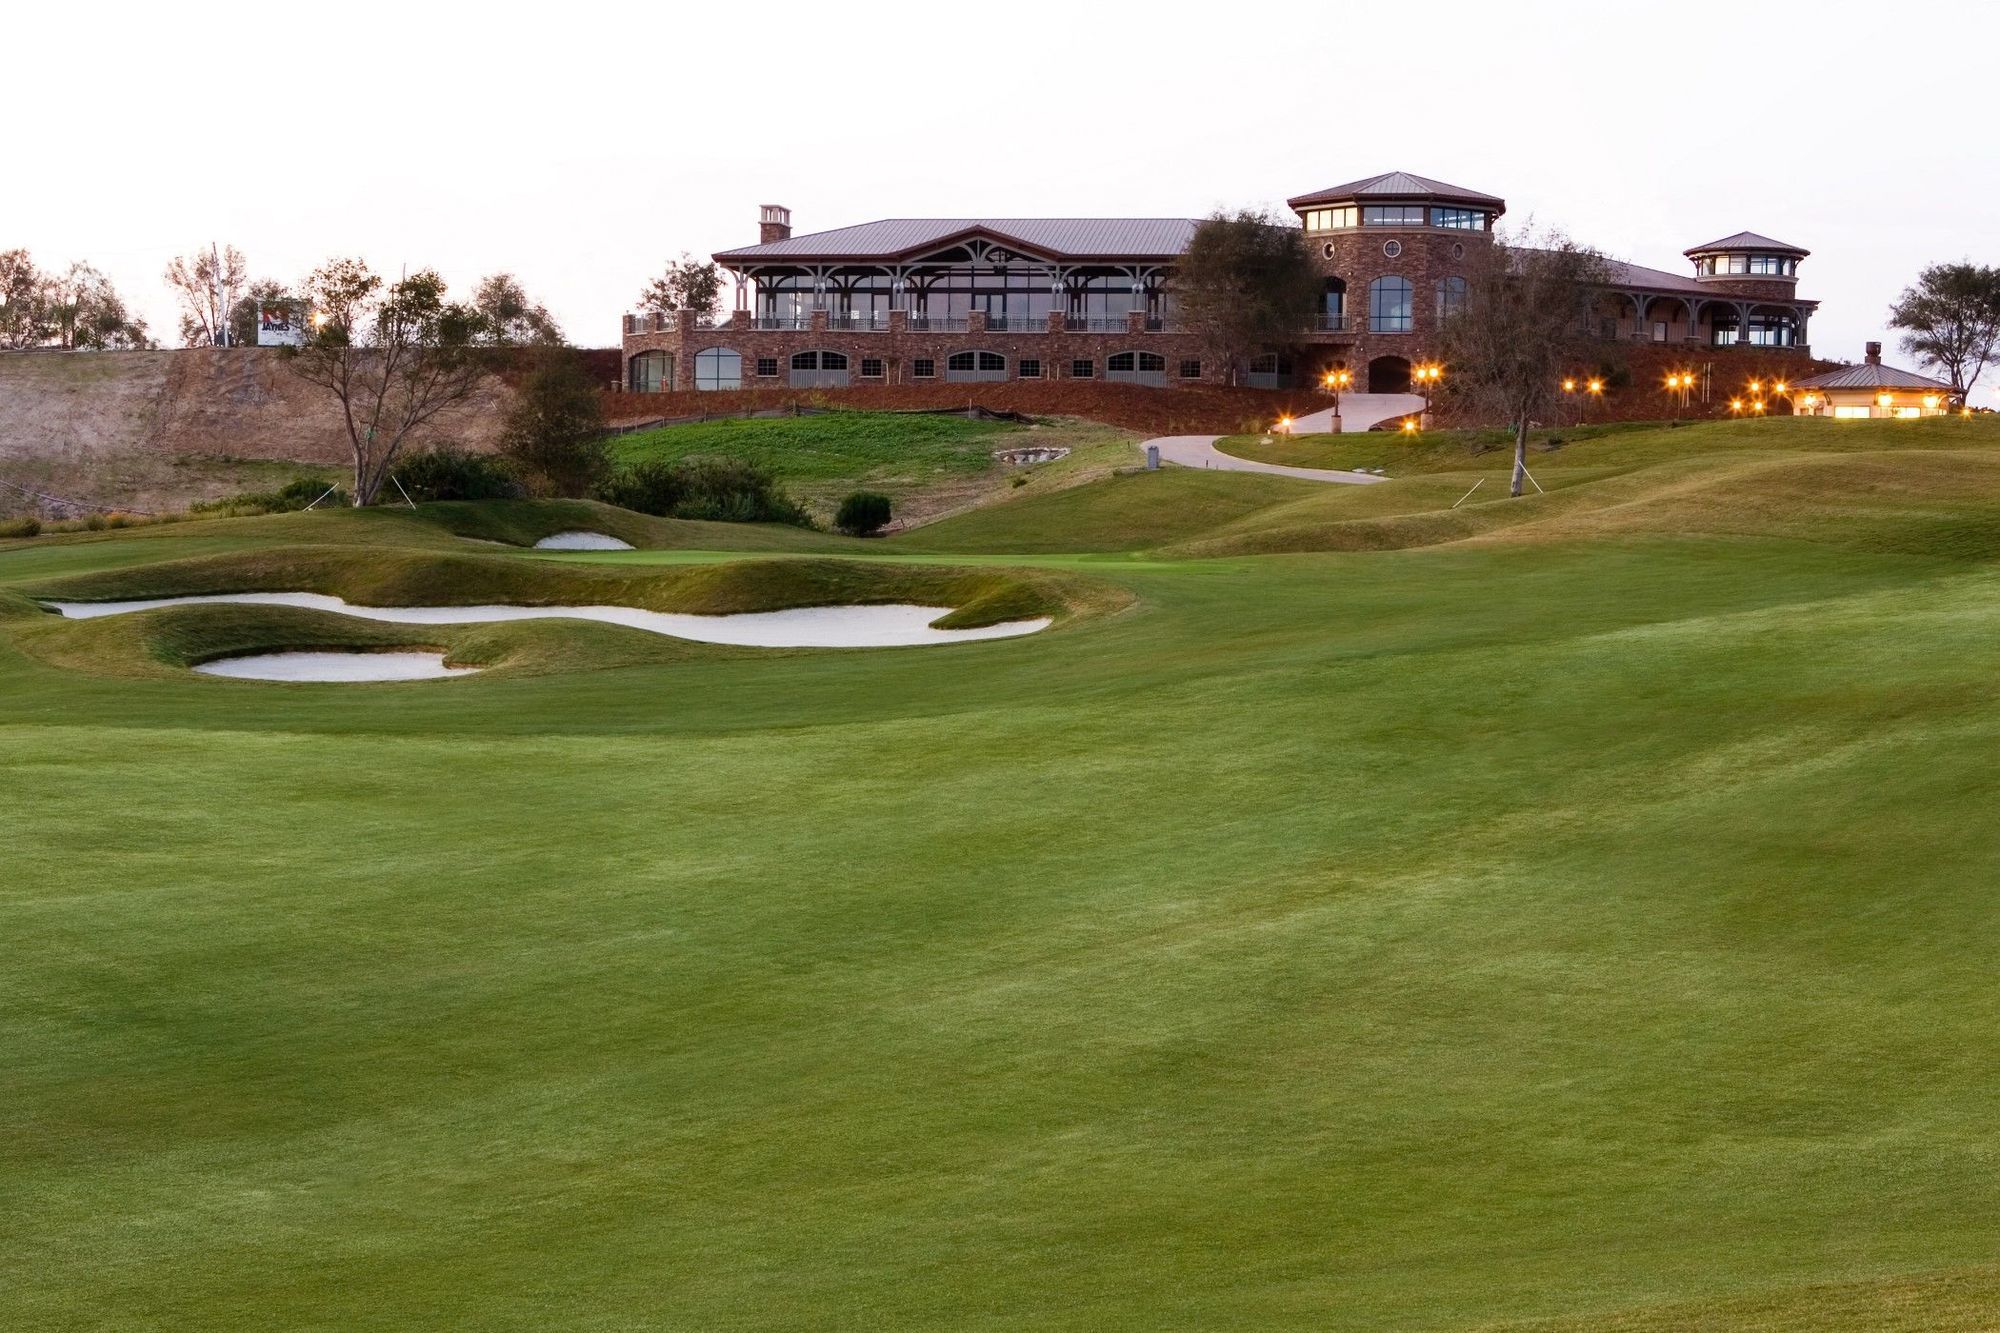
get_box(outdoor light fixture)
[1401,419,1419,434]
[1878,392,1895,408]
[1562,378,1577,393]
[1729,399,1745,414]
[1752,400,1766,414]
[1924,394,1941,410]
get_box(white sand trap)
[194,651,479,682]
[45,593,1050,648]
[533,531,634,550]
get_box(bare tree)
[163,244,247,347]
[228,279,293,349]
[1438,229,1612,496]
[288,258,493,506]
[1889,262,2000,397]
[639,253,723,318]
[1167,208,1320,385]
[473,272,563,346]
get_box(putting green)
[6,416,2000,1329]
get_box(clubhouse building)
[621,171,1821,395]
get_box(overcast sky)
[12,0,1996,386]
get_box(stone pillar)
[1735,302,1751,345]
[1126,310,1147,335]
[967,311,988,334]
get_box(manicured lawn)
[7,417,2000,1328]
[611,409,1018,481]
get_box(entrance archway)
[1368,355,1411,394]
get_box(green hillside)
[5,415,2000,1329]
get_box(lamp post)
[1562,377,1579,426]
[1665,371,1693,413]
[1323,366,1353,433]
[1412,363,1443,428]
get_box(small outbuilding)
[1793,342,1958,419]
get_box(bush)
[391,446,522,503]
[0,516,42,538]
[598,455,810,527]
[498,353,611,497]
[834,490,892,536]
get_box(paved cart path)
[1145,435,1385,484]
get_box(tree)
[1437,229,1612,496]
[46,263,149,349]
[0,249,51,349]
[228,279,293,350]
[473,272,563,346]
[497,352,609,497]
[834,491,892,536]
[163,244,247,347]
[1888,262,2000,397]
[1167,208,1320,384]
[288,258,494,506]
[640,253,723,318]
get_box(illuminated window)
[1430,207,1486,230]
[1362,205,1426,226]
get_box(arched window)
[629,350,672,393]
[1435,275,1468,322]
[791,350,849,371]
[1370,276,1413,333]
[694,347,741,391]
[1106,351,1165,372]
[945,350,1007,381]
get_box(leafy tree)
[640,253,723,318]
[497,352,610,497]
[163,244,247,347]
[473,272,563,346]
[46,263,149,349]
[834,491,892,536]
[0,249,49,349]
[288,258,495,506]
[228,279,293,349]
[1888,262,2000,396]
[1168,209,1320,384]
[1437,229,1611,496]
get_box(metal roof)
[1287,171,1505,210]
[1791,361,1955,391]
[714,218,1200,264]
[1684,230,1810,257]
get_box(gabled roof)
[1685,231,1810,257]
[1287,171,1505,210]
[1792,362,1954,392]
[714,218,1199,265]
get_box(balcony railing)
[984,316,1049,332]
[825,313,889,331]
[906,316,969,332]
[1311,314,1348,333]
[1063,316,1129,332]
[752,315,811,330]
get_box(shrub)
[391,446,522,503]
[498,353,611,497]
[190,476,348,515]
[0,516,42,538]
[597,455,810,527]
[834,490,893,536]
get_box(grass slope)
[6,421,2000,1328]
[612,409,1016,481]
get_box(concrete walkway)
[1287,392,1425,434]
[1147,435,1384,485]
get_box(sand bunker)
[194,652,479,682]
[532,532,634,550]
[45,593,1051,648]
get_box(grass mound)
[895,467,1311,553]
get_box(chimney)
[759,204,792,245]
[1865,341,1882,365]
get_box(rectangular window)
[1070,359,1094,378]
[860,357,884,379]
[1833,405,1871,419]
[755,357,778,378]
[1430,207,1486,230]
[1178,359,1202,378]
[913,358,935,379]
[1362,204,1427,226]
[1019,358,1042,378]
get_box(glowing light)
[1586,378,1604,395]
[1877,392,1894,408]
[1802,393,1819,409]
[1401,419,1419,433]
[1729,399,1745,414]
[1749,379,1762,393]
[1773,381,1788,394]
[1751,400,1766,413]
[1924,394,1941,410]
[1562,378,1577,393]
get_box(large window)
[1369,276,1414,333]
[1430,207,1487,230]
[693,347,740,391]
[1362,205,1426,227]
[947,351,1006,373]
[1711,312,1797,347]
[1106,351,1166,372]
[1303,205,1358,231]
[1698,254,1797,277]
[1435,275,1468,322]
[629,350,672,393]
[790,350,848,371]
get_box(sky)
[11,0,1997,388]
